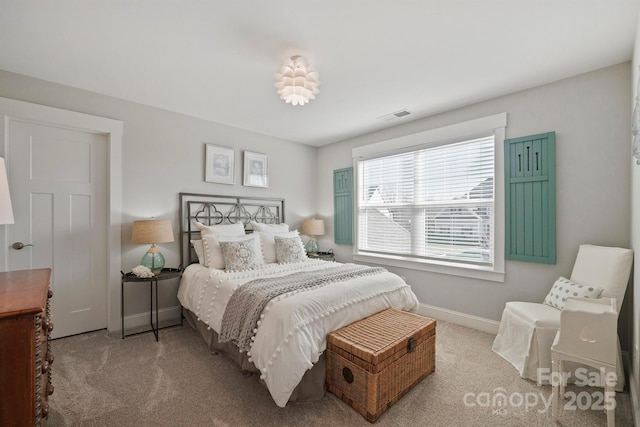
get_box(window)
[353,113,506,281]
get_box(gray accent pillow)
[219,235,264,271]
[274,235,307,264]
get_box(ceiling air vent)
[377,109,411,122]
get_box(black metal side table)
[307,249,335,262]
[121,267,183,341]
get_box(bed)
[176,192,420,407]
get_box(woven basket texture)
[327,309,436,422]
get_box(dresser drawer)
[0,269,53,426]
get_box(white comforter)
[177,260,419,407]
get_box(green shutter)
[505,132,556,264]
[334,167,353,245]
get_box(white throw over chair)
[492,244,633,388]
[551,297,618,427]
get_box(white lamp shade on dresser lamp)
[0,158,15,225]
[131,219,174,274]
[301,218,325,254]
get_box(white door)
[5,120,108,338]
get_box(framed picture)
[243,151,268,188]
[205,144,235,185]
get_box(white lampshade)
[274,55,320,106]
[301,218,325,237]
[0,158,14,225]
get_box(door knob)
[12,242,34,250]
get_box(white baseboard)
[120,303,500,335]
[416,302,500,335]
[121,305,182,331]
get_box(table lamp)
[131,218,174,274]
[0,158,14,225]
[301,218,325,254]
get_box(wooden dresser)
[0,268,54,426]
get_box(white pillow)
[202,235,224,269]
[251,221,289,233]
[219,234,264,271]
[543,277,604,310]
[191,239,205,265]
[195,221,245,237]
[257,230,300,263]
[274,235,307,264]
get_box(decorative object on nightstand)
[302,218,325,254]
[0,157,15,224]
[131,218,174,275]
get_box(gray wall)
[317,62,631,327]
[0,63,632,345]
[0,70,317,316]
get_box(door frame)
[0,96,123,333]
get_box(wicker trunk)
[326,308,436,422]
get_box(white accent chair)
[552,297,618,427]
[492,244,633,388]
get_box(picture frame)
[243,151,268,188]
[205,144,235,185]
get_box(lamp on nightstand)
[131,218,174,275]
[302,218,325,254]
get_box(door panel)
[6,120,108,338]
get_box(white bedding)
[177,259,419,407]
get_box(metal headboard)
[179,192,285,266]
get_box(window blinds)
[357,135,495,265]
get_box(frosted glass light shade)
[0,158,14,225]
[274,55,320,106]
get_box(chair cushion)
[505,301,561,328]
[542,277,603,310]
[570,244,633,311]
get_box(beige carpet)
[47,321,634,426]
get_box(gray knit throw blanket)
[219,264,387,352]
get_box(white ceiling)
[0,1,639,147]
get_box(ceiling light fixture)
[274,55,320,106]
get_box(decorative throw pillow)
[257,230,300,263]
[195,221,245,237]
[274,235,307,264]
[543,277,604,310]
[191,239,205,265]
[202,234,258,270]
[251,221,289,233]
[201,235,223,269]
[219,235,264,271]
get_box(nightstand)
[308,250,335,262]
[121,267,182,341]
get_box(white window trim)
[352,113,506,283]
